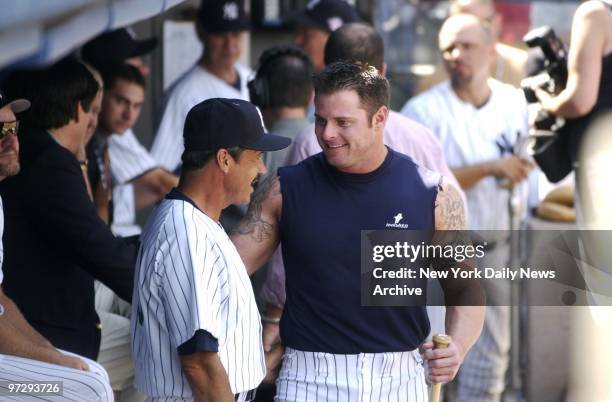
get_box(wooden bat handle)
[430,334,452,402]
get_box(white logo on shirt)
[223,2,239,20]
[393,213,403,224]
[386,212,409,229]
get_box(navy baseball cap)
[82,28,158,66]
[183,98,291,153]
[291,0,360,33]
[0,88,30,113]
[198,0,252,33]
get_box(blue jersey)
[279,148,440,354]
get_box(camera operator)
[533,0,612,165]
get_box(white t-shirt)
[131,193,265,398]
[401,79,529,230]
[108,129,157,237]
[151,63,252,172]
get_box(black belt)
[235,388,256,401]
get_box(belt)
[235,388,256,402]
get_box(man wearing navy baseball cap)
[132,98,289,402]
[292,0,361,72]
[151,0,254,175]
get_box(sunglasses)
[0,120,19,140]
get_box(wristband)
[262,316,280,325]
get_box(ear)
[371,105,389,131]
[216,149,232,173]
[74,101,89,124]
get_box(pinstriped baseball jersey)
[131,188,265,398]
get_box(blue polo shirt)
[279,148,440,354]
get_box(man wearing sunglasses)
[0,89,114,400]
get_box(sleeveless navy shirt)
[278,148,440,354]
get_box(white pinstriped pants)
[275,347,428,402]
[0,352,113,401]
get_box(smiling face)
[314,89,387,174]
[225,148,267,205]
[0,104,20,179]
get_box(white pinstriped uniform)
[150,63,251,173]
[131,193,265,401]
[108,129,157,237]
[275,348,428,402]
[0,197,113,402]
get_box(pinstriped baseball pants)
[0,352,113,401]
[275,347,428,402]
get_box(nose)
[123,107,132,122]
[317,122,337,143]
[450,46,464,61]
[258,158,267,175]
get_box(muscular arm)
[422,180,485,383]
[180,351,234,402]
[231,174,282,275]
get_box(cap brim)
[9,99,30,113]
[129,37,158,58]
[243,133,292,152]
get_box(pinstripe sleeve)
[108,130,157,185]
[160,205,228,355]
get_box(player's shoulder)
[488,78,526,109]
[390,148,440,181]
[401,81,451,115]
[434,177,466,230]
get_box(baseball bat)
[429,334,452,402]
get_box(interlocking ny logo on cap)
[223,2,239,20]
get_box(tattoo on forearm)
[435,182,466,230]
[234,174,279,242]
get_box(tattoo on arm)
[233,174,280,243]
[435,180,466,230]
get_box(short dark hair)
[97,62,145,91]
[313,61,389,121]
[255,46,313,109]
[324,23,384,71]
[181,147,243,171]
[4,58,99,130]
